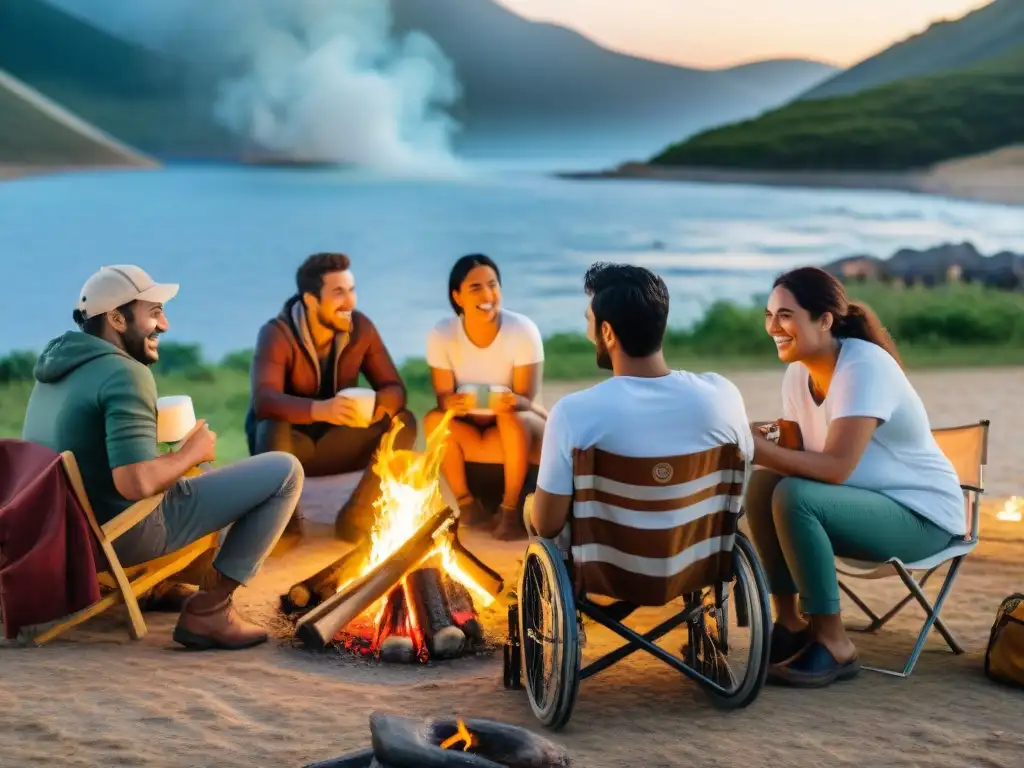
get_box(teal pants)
[743,470,955,615]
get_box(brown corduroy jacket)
[248,296,407,425]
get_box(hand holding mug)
[490,390,520,414]
[441,392,473,416]
[313,396,370,428]
[182,419,217,465]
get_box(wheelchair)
[503,530,772,730]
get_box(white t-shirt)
[425,309,544,389]
[782,338,964,536]
[537,371,755,496]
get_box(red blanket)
[0,440,101,640]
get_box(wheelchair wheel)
[686,532,771,709]
[518,539,580,730]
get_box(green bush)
[0,350,36,384]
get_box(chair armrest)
[101,493,165,542]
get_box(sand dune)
[2,366,1023,768]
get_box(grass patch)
[4,281,1024,464]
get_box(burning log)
[282,538,373,613]
[445,577,484,646]
[296,506,456,648]
[373,587,416,664]
[406,564,466,660]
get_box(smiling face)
[764,285,834,363]
[453,265,501,322]
[307,269,357,333]
[112,299,168,365]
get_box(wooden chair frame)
[27,452,217,646]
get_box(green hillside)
[801,0,1024,101]
[651,45,1024,172]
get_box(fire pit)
[304,711,573,767]
[283,413,504,663]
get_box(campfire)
[284,411,504,662]
[997,496,1023,523]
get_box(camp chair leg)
[838,580,884,630]
[861,558,966,678]
[840,566,941,633]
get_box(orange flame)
[342,409,495,627]
[439,719,476,751]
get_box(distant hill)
[390,0,837,159]
[0,0,241,159]
[800,0,1024,101]
[1,0,837,165]
[0,68,154,169]
[650,45,1024,172]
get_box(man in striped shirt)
[530,262,754,541]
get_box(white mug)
[337,387,377,424]
[457,383,510,414]
[156,395,197,444]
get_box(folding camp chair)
[29,451,217,646]
[836,420,990,678]
[503,443,772,730]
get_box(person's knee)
[771,476,820,531]
[744,469,783,522]
[253,419,294,455]
[391,409,417,449]
[263,451,305,499]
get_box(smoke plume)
[47,0,464,173]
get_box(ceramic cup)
[337,387,377,424]
[156,395,197,444]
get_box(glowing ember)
[439,719,476,751]
[997,496,1023,523]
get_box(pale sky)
[496,0,993,68]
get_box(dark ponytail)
[772,267,901,366]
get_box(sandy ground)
[2,367,1023,768]
[561,145,1024,207]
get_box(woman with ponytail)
[744,266,963,688]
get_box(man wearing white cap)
[22,265,304,650]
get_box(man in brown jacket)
[245,253,416,542]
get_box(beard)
[122,325,159,365]
[318,306,352,333]
[595,337,612,371]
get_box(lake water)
[2,164,1023,362]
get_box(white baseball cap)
[76,265,179,319]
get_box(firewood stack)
[283,510,502,663]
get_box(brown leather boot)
[492,504,527,541]
[172,594,269,650]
